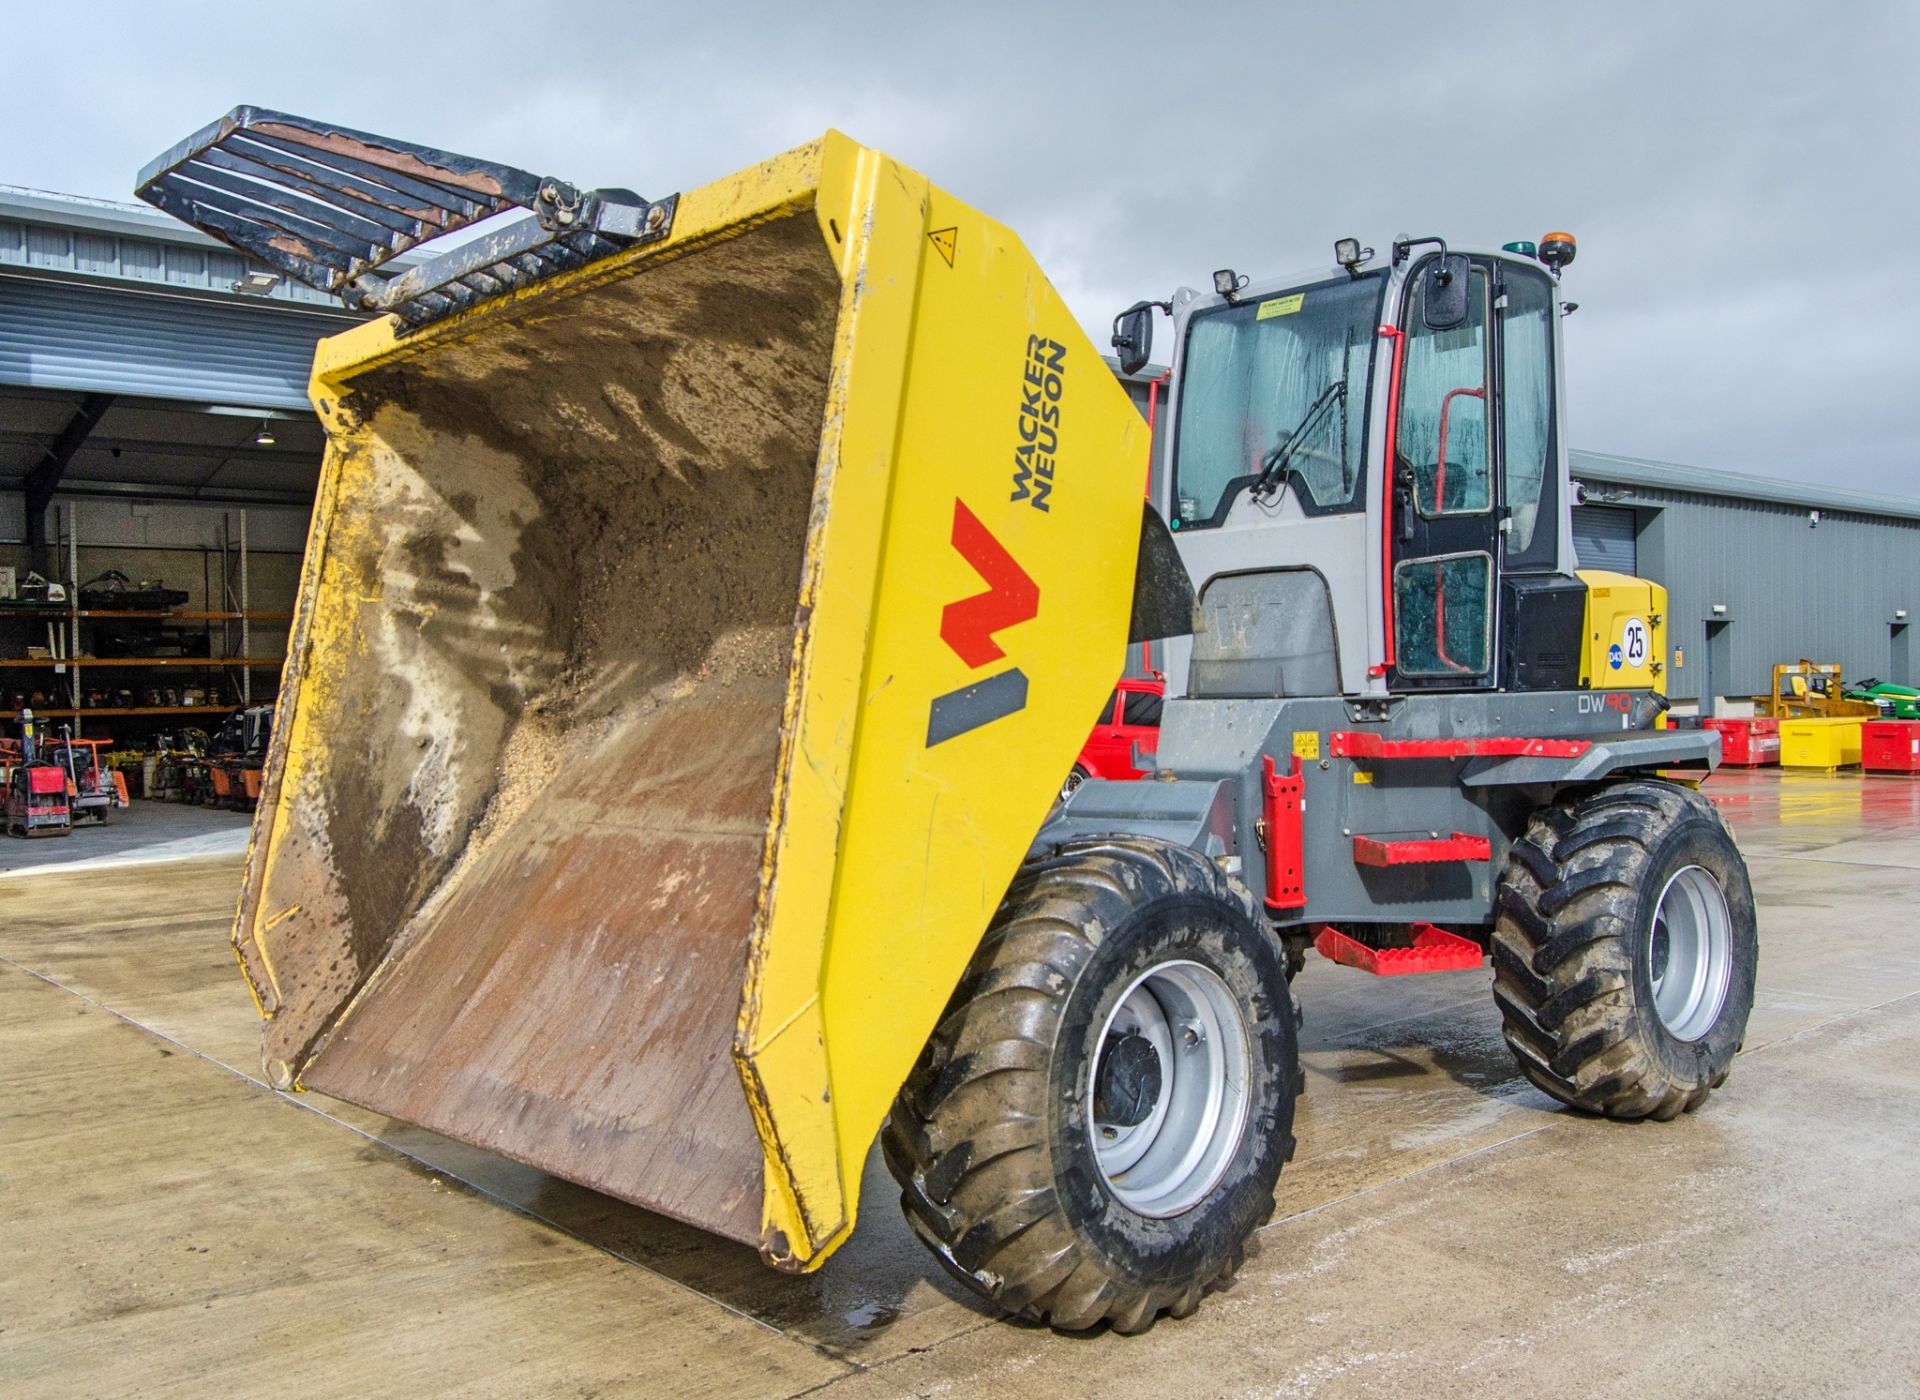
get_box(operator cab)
[1116,234,1584,700]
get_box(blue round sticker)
[1608,643,1624,670]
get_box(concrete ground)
[3,773,1917,1398]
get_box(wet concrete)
[2,771,1917,1396]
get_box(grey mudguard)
[1032,778,1237,860]
[1460,727,1721,788]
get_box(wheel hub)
[1088,960,1252,1218]
[1648,865,1734,1042]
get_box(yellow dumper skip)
[233,132,1148,1269]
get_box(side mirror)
[1421,254,1471,332]
[1111,301,1156,377]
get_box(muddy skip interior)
[243,211,841,1242]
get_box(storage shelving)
[0,609,291,725]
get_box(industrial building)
[1570,451,1920,707]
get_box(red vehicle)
[1063,676,1165,798]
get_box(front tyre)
[1492,779,1757,1120]
[882,837,1298,1333]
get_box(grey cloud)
[4,0,1914,489]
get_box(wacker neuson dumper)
[139,109,1757,1334]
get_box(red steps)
[1352,832,1490,866]
[1312,923,1485,976]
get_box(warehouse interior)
[0,189,356,751]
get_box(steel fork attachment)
[135,106,677,328]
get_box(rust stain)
[255,121,507,200]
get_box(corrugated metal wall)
[0,276,354,409]
[1600,485,1920,703]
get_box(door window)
[1500,270,1554,553]
[1120,689,1164,726]
[1401,266,1491,517]
[1393,553,1493,678]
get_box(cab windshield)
[1171,272,1384,527]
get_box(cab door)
[1389,255,1499,688]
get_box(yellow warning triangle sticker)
[928,226,957,268]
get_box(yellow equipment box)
[1779,717,1863,770]
[228,132,1149,1272]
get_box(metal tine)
[175,159,398,256]
[436,281,483,310]
[222,132,453,235]
[139,181,348,291]
[197,143,423,241]
[237,129,502,225]
[577,232,623,258]
[166,173,381,269]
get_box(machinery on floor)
[1759,661,1879,719]
[2,710,72,837]
[142,110,1758,1335]
[1846,678,1920,720]
[208,706,273,810]
[46,734,128,824]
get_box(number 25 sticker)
[1619,617,1649,670]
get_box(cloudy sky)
[6,1,1915,492]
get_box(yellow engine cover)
[1577,570,1666,694]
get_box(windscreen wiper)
[1251,380,1346,501]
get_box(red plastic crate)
[1862,719,1920,773]
[1704,717,1780,766]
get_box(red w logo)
[940,500,1040,668]
[926,500,1040,748]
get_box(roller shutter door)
[1572,505,1637,574]
[0,275,355,410]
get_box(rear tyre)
[1492,779,1757,1119]
[883,837,1298,1334]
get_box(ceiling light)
[253,425,277,446]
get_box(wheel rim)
[1088,959,1251,1217]
[1648,865,1734,1042]
[1061,768,1087,802]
